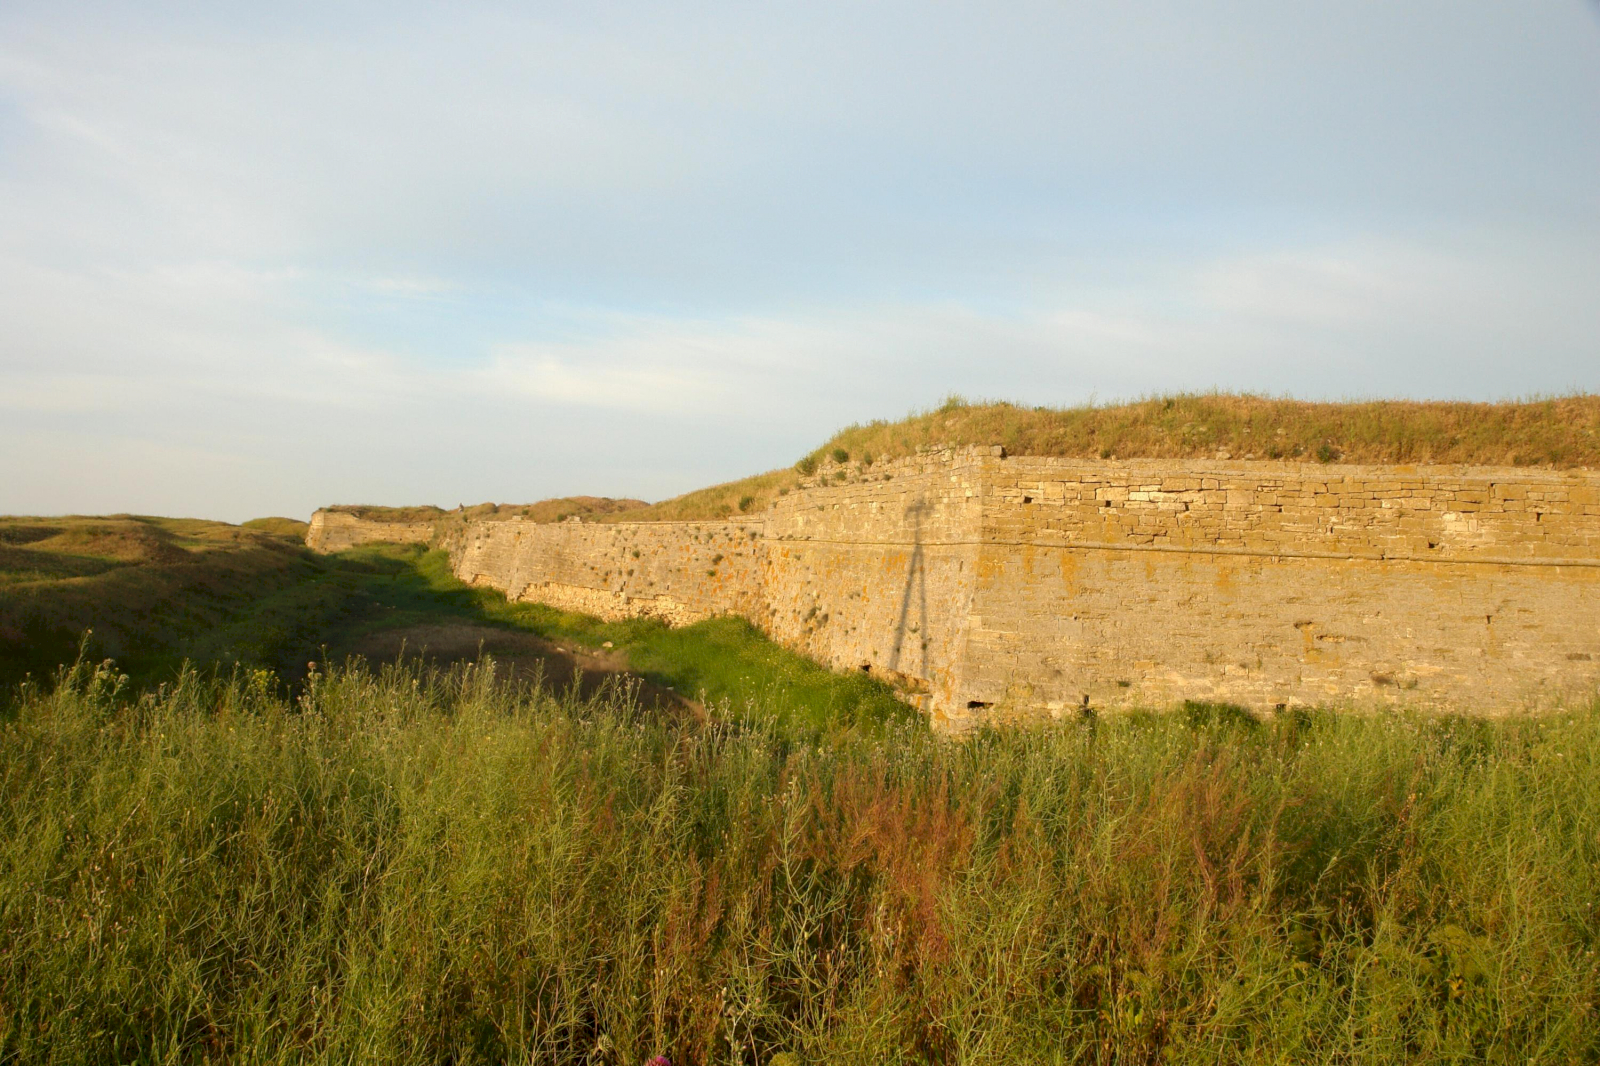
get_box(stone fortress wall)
[308,449,1600,731]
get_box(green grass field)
[2,657,1596,1064]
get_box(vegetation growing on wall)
[822,393,1600,468]
[607,468,804,523]
[601,393,1600,523]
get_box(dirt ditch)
[343,622,700,718]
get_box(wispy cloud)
[476,350,726,412]
[362,276,458,298]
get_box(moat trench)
[345,622,701,719]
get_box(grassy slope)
[0,516,368,686]
[2,660,1595,1064]
[609,393,1600,522]
[0,517,908,736]
[240,517,310,539]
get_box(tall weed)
[0,662,1595,1064]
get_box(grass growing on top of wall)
[602,393,1600,523]
[3,656,1597,1064]
[345,545,912,735]
[820,393,1600,468]
[605,468,804,522]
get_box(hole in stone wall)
[860,663,872,672]
[1022,496,1033,504]
[966,700,992,709]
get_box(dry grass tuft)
[604,470,798,523]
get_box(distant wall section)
[304,510,438,553]
[448,517,767,628]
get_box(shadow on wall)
[889,495,930,677]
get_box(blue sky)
[2,1,1598,521]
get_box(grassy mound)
[3,658,1595,1063]
[241,516,310,539]
[0,516,361,686]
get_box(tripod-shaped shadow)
[889,495,931,676]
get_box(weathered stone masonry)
[309,449,1600,730]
